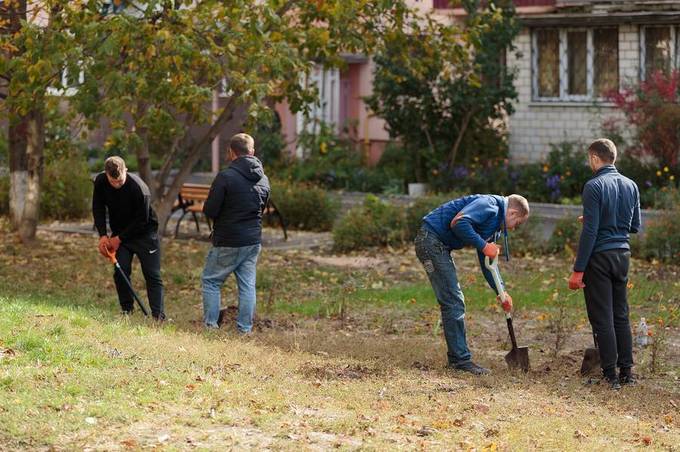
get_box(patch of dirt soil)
[298,362,387,381]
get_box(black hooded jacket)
[203,156,270,247]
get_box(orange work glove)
[497,292,513,313]
[482,242,500,259]
[109,236,122,252]
[568,272,585,290]
[98,236,110,257]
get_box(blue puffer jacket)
[203,156,271,248]
[422,194,508,294]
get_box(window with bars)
[532,27,619,101]
[640,26,679,80]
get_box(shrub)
[545,217,581,255]
[40,158,93,220]
[509,215,545,257]
[642,203,680,263]
[608,70,680,171]
[333,195,407,252]
[0,175,8,216]
[268,180,340,232]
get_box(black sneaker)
[604,375,621,390]
[449,361,491,376]
[619,370,637,386]
[153,313,166,323]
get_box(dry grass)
[0,224,678,450]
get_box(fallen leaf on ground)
[120,439,137,449]
[474,403,490,414]
[574,430,587,439]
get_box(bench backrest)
[179,183,210,202]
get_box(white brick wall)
[507,25,639,163]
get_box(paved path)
[37,221,332,251]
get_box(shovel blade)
[580,347,601,376]
[505,347,530,373]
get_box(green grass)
[0,228,679,449]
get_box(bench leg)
[192,212,200,232]
[174,211,188,238]
[268,199,288,241]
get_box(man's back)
[203,156,270,248]
[574,165,641,271]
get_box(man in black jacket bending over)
[93,156,166,320]
[201,133,270,332]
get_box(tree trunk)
[10,109,45,242]
[447,109,474,170]
[8,115,29,229]
[153,102,250,234]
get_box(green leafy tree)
[1,0,409,238]
[73,0,405,231]
[0,0,85,241]
[366,0,519,182]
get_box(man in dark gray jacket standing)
[201,133,270,332]
[568,138,641,389]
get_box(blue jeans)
[201,244,261,332]
[414,227,472,365]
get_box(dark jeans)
[583,249,633,378]
[114,232,165,319]
[414,227,472,365]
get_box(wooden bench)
[171,183,287,240]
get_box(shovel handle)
[486,256,520,349]
[484,256,510,319]
[506,316,519,350]
[105,247,117,265]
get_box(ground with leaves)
[0,222,678,450]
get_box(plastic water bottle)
[637,317,649,347]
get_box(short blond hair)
[104,156,126,179]
[508,194,530,217]
[229,133,255,156]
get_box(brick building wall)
[507,25,639,162]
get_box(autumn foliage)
[607,70,680,169]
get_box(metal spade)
[485,256,530,372]
[580,333,600,376]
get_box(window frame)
[640,25,678,81]
[532,26,618,103]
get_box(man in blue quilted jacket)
[201,133,271,333]
[568,138,641,390]
[415,194,530,375]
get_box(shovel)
[105,247,149,316]
[580,333,600,375]
[485,256,530,372]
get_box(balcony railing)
[433,0,556,8]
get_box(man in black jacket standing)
[568,138,641,389]
[93,156,166,320]
[202,133,270,332]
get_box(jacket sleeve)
[117,185,151,241]
[477,249,504,294]
[574,182,601,272]
[451,197,496,251]
[92,177,108,237]
[630,185,641,234]
[203,173,227,219]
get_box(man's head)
[505,194,530,230]
[104,156,127,189]
[227,133,255,162]
[587,138,617,172]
